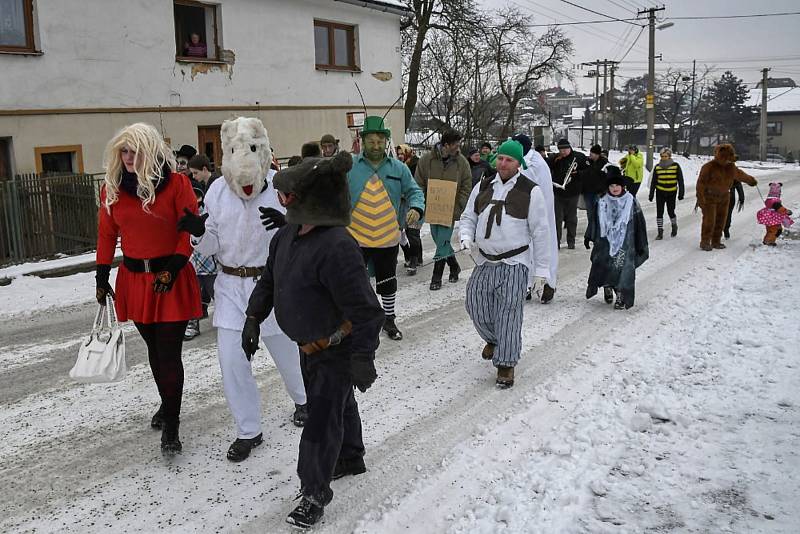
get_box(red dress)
[97,173,202,324]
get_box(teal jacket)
[348,153,425,225]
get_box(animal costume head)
[713,143,737,166]
[220,117,272,199]
[272,151,353,226]
[768,182,783,199]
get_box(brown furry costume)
[695,144,757,249]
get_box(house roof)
[748,87,800,113]
[333,0,412,16]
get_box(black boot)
[292,403,308,427]
[446,256,461,283]
[227,433,263,462]
[286,487,334,528]
[430,260,445,291]
[541,284,555,304]
[382,314,402,340]
[161,418,182,456]
[151,405,164,430]
[405,257,417,276]
[671,218,678,237]
[332,456,367,480]
[603,287,613,304]
[656,228,664,240]
[614,291,625,310]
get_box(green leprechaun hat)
[361,115,392,138]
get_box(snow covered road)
[1,169,798,533]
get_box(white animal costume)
[522,149,559,292]
[192,117,306,440]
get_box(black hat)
[301,141,321,159]
[605,165,627,188]
[590,144,602,155]
[468,147,479,156]
[511,133,532,155]
[175,144,197,159]
[557,138,571,149]
[481,142,492,150]
[273,151,353,227]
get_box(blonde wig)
[659,147,673,158]
[102,123,175,212]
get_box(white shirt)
[522,150,559,287]
[459,171,552,279]
[193,170,284,334]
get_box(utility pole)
[688,59,696,155]
[639,5,665,171]
[609,65,616,150]
[602,60,608,147]
[760,67,770,161]
[594,66,600,144]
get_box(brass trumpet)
[553,158,578,190]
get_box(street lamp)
[657,21,674,30]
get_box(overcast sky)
[478,0,800,94]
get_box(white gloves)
[460,238,472,251]
[532,276,547,298]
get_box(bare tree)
[656,66,711,151]
[486,7,573,139]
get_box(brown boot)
[699,242,712,251]
[482,343,495,360]
[496,366,514,388]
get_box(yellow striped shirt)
[653,163,680,192]
[348,174,400,248]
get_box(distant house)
[0,0,410,178]
[748,87,800,159]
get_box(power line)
[616,26,645,62]
[603,0,637,14]
[560,0,642,26]
[666,11,800,20]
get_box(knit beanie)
[590,144,602,155]
[605,165,627,188]
[495,140,527,169]
[557,138,571,149]
[511,133,532,155]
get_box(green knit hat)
[361,116,391,139]
[496,140,527,169]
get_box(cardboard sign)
[425,179,458,227]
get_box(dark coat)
[548,150,588,198]
[581,156,609,195]
[584,195,649,308]
[468,158,493,189]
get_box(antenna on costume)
[353,82,369,117]
[381,91,405,122]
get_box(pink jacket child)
[767,182,783,199]
[757,197,794,246]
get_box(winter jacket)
[648,161,685,200]
[696,144,757,208]
[469,158,493,189]
[415,145,473,223]
[548,150,588,198]
[581,156,609,195]
[619,152,644,184]
[348,153,425,226]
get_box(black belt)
[123,255,172,273]
[479,245,529,261]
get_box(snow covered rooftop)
[747,87,800,113]
[335,0,412,15]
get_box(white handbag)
[70,296,127,383]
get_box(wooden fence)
[1,173,105,266]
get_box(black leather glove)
[258,207,286,231]
[153,255,188,293]
[95,264,114,304]
[350,352,377,392]
[584,237,591,250]
[241,316,260,361]
[177,207,208,237]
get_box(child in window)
[184,33,207,58]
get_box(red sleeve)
[173,172,198,257]
[96,185,119,265]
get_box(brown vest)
[474,174,536,239]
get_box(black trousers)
[198,274,216,315]
[655,190,677,220]
[134,321,189,421]
[628,181,642,197]
[554,195,580,245]
[298,343,364,497]
[361,245,398,295]
[401,228,423,265]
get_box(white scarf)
[598,192,634,256]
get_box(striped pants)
[465,262,528,367]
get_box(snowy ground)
[1,169,798,533]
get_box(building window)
[767,121,782,136]
[34,145,84,175]
[0,0,36,53]
[314,20,358,71]
[174,0,220,61]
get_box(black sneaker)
[332,456,367,480]
[614,293,625,310]
[292,404,308,427]
[227,433,263,462]
[525,288,532,301]
[151,405,165,430]
[286,488,333,528]
[382,314,402,341]
[161,419,182,456]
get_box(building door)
[198,125,222,172]
[0,139,11,180]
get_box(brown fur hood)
[712,143,737,166]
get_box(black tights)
[134,321,188,421]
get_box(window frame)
[173,0,220,62]
[767,121,783,136]
[34,145,84,174]
[314,19,359,72]
[0,0,37,54]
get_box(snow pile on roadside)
[0,270,118,319]
[355,239,800,533]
